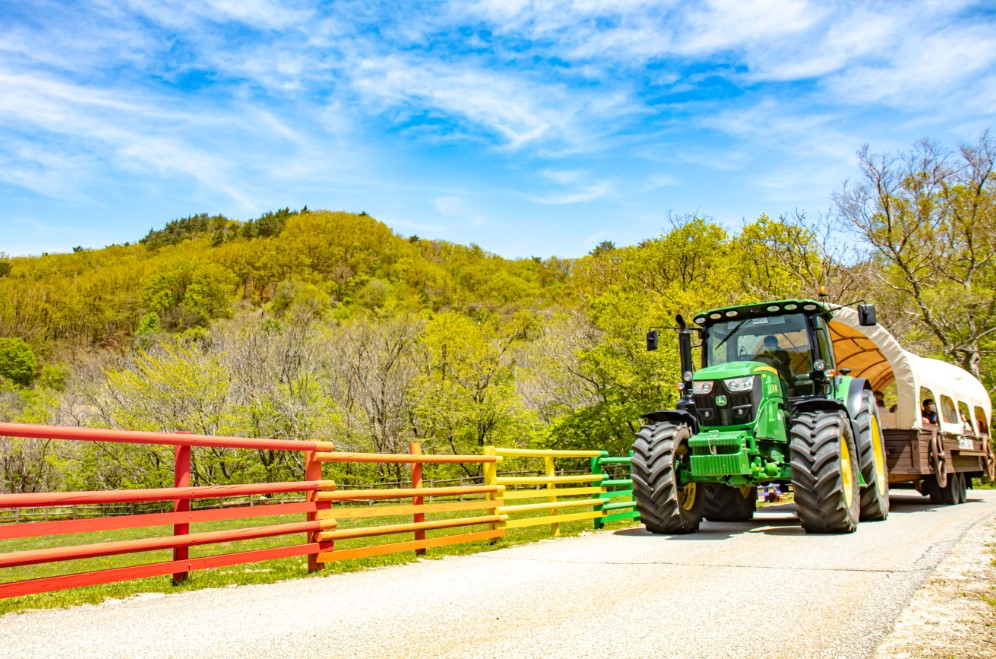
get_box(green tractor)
[633,299,890,534]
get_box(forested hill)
[1,131,994,495]
[0,209,576,350]
[3,208,853,491]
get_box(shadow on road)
[611,491,985,539]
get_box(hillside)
[0,194,992,494]
[0,209,573,352]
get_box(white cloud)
[525,181,613,205]
[433,195,465,215]
[346,54,633,150]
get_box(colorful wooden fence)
[484,447,606,537]
[0,424,644,600]
[591,451,640,529]
[0,423,505,599]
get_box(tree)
[411,311,535,475]
[734,213,870,301]
[834,132,996,386]
[0,337,37,387]
[323,312,424,482]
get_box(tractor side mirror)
[857,304,877,326]
[646,330,659,351]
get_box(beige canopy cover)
[829,307,992,432]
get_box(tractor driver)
[755,335,794,391]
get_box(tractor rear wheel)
[855,390,889,521]
[632,422,703,534]
[703,484,756,522]
[790,411,860,534]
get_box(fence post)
[411,442,426,556]
[172,439,191,585]
[545,456,559,537]
[305,451,327,573]
[592,452,605,530]
[483,446,500,543]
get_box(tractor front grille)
[692,376,763,427]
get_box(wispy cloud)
[0,0,993,257]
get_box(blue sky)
[1,1,994,259]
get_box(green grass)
[0,497,638,615]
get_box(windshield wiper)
[713,318,751,353]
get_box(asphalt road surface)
[1,490,994,658]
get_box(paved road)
[1,490,994,658]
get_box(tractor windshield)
[705,313,813,377]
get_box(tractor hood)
[692,360,775,381]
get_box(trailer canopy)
[828,307,992,434]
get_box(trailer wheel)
[928,428,947,488]
[855,390,889,521]
[984,440,996,482]
[955,472,968,503]
[926,472,962,505]
[790,411,860,534]
[703,484,756,522]
[632,422,703,534]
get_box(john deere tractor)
[632,299,889,534]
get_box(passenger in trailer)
[922,399,938,425]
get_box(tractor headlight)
[692,381,714,395]
[725,376,754,392]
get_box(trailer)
[829,308,995,503]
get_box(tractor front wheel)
[632,422,703,534]
[790,411,860,534]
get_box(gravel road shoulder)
[875,511,996,657]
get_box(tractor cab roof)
[692,299,832,327]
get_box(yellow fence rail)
[485,447,605,537]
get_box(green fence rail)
[591,451,640,529]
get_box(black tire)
[703,484,756,522]
[955,473,968,503]
[855,390,889,521]
[928,473,961,505]
[925,476,942,503]
[789,411,861,534]
[632,422,703,534]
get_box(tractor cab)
[693,300,839,401]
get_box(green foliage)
[38,363,70,391]
[142,262,236,330]
[141,213,231,249]
[241,207,293,239]
[0,337,37,387]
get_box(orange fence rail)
[308,443,505,564]
[0,423,507,599]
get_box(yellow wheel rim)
[840,436,854,508]
[679,483,697,511]
[870,414,888,496]
[676,442,696,511]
